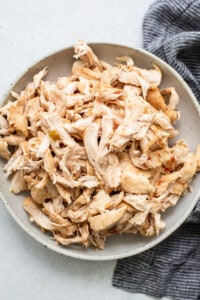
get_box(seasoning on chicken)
[0,40,199,249]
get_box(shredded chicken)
[1,40,199,249]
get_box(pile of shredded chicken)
[1,41,200,249]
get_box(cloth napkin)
[112,1,200,299]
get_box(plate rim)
[1,42,200,261]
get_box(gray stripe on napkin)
[113,224,200,300]
[113,1,200,299]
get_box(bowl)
[1,43,200,260]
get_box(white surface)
[0,1,170,299]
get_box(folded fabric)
[113,1,200,299]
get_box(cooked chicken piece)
[110,192,124,209]
[23,197,55,231]
[110,97,145,150]
[89,232,107,249]
[54,222,78,239]
[44,149,56,178]
[39,111,77,147]
[71,191,91,210]
[10,170,27,194]
[21,159,43,174]
[56,76,70,90]
[88,190,113,215]
[101,66,120,86]
[42,201,68,225]
[169,181,188,196]
[41,82,66,116]
[3,148,23,177]
[138,213,166,237]
[25,96,42,135]
[147,148,172,168]
[54,223,89,247]
[94,117,121,188]
[10,91,20,100]
[161,87,179,110]
[100,59,112,70]
[27,137,42,158]
[133,64,162,87]
[58,155,79,188]
[52,173,75,189]
[129,142,149,170]
[119,152,153,178]
[114,211,135,233]
[18,81,36,102]
[179,153,197,184]
[172,140,190,165]
[166,194,181,206]
[95,151,121,189]
[30,173,53,204]
[65,116,95,136]
[44,149,78,188]
[53,196,66,215]
[0,114,10,135]
[7,99,28,137]
[133,114,155,141]
[121,170,154,194]
[74,40,103,70]
[63,81,78,94]
[85,161,95,176]
[0,139,10,160]
[150,192,180,212]
[124,194,149,211]
[120,153,154,194]
[2,135,25,145]
[146,86,167,111]
[155,171,180,196]
[72,60,101,80]
[17,139,42,170]
[140,125,169,153]
[129,208,150,226]
[0,101,15,117]
[147,86,180,123]
[119,71,149,98]
[65,94,94,107]
[96,87,123,102]
[88,206,126,232]
[36,134,51,158]
[66,205,88,223]
[33,67,48,89]
[153,213,166,235]
[154,112,178,138]
[83,122,99,166]
[77,77,91,95]
[123,85,142,97]
[78,175,99,188]
[92,101,114,119]
[39,92,56,113]
[55,184,72,205]
[24,173,40,189]
[19,139,31,157]
[63,145,87,171]
[116,56,134,66]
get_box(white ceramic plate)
[1,43,200,261]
